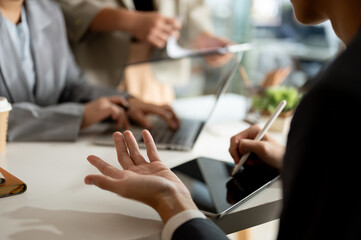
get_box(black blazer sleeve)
[172,218,229,240]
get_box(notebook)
[0,167,27,198]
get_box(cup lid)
[0,97,12,112]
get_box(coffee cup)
[0,97,12,153]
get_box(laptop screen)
[140,52,243,123]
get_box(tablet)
[171,157,280,218]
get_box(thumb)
[85,175,123,196]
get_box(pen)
[231,100,287,176]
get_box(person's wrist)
[154,188,198,223]
[125,11,142,37]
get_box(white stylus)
[231,100,287,176]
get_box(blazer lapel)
[0,16,35,103]
[25,1,53,105]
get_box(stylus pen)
[231,100,287,176]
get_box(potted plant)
[251,86,301,132]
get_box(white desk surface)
[0,95,284,240]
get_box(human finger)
[163,105,180,127]
[212,37,230,47]
[204,53,232,67]
[113,107,130,130]
[87,155,121,178]
[108,96,130,109]
[123,130,147,165]
[148,105,178,130]
[130,111,152,129]
[229,136,241,164]
[113,132,134,169]
[153,29,171,43]
[237,139,265,157]
[240,125,262,139]
[142,130,160,162]
[164,17,181,30]
[85,174,124,196]
[109,104,121,120]
[157,20,175,36]
[228,125,263,162]
[148,34,167,48]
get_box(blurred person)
[56,0,231,105]
[85,0,361,239]
[0,0,179,141]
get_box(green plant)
[252,86,301,113]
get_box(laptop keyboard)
[140,118,203,149]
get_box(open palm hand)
[85,130,196,221]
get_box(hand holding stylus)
[231,100,287,176]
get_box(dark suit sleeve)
[172,218,229,240]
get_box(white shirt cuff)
[161,210,206,240]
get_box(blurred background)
[142,0,341,133]
[207,0,340,89]
[171,0,340,98]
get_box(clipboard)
[0,167,27,198]
[166,36,253,59]
[127,37,253,66]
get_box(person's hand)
[229,125,285,170]
[194,32,233,67]
[130,12,181,48]
[85,130,198,223]
[81,96,130,129]
[127,98,180,130]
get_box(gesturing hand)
[85,130,197,223]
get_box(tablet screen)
[171,157,280,217]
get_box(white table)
[0,95,284,240]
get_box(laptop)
[93,53,243,151]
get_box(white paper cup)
[0,97,12,153]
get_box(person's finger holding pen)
[229,125,261,163]
[229,125,285,171]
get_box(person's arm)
[57,0,180,47]
[7,102,83,141]
[178,0,214,46]
[177,0,232,66]
[85,130,228,240]
[90,8,181,48]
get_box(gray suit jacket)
[0,0,129,141]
